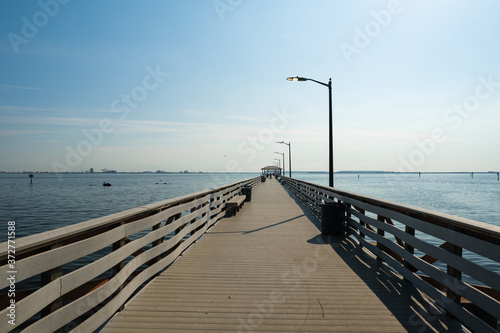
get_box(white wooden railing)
[0,177,259,333]
[281,176,500,332]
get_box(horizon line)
[1,170,498,174]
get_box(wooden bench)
[225,195,246,216]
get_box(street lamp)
[275,151,285,176]
[274,158,281,169]
[286,76,334,187]
[276,141,291,178]
[274,158,281,172]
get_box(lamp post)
[276,141,291,178]
[286,76,334,187]
[275,151,285,176]
[274,158,281,174]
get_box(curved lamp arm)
[286,76,329,87]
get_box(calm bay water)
[295,172,500,281]
[295,172,500,226]
[0,172,498,284]
[2,172,498,239]
[0,172,259,239]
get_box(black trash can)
[321,202,345,236]
[261,175,266,182]
[242,186,252,202]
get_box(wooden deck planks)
[101,178,464,333]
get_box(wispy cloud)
[0,129,54,136]
[0,116,98,127]
[0,115,251,140]
[227,115,271,122]
[0,84,59,93]
[0,105,67,113]
[92,146,130,152]
[0,105,118,115]
[118,119,185,134]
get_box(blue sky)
[1,0,499,173]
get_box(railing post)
[404,226,416,274]
[376,215,385,260]
[215,195,221,214]
[112,222,126,279]
[190,206,198,236]
[345,203,352,235]
[152,222,161,246]
[446,235,462,313]
[358,207,366,240]
[175,213,187,235]
[151,220,163,264]
[193,202,208,235]
[201,201,208,228]
[112,221,127,310]
[208,197,214,222]
[164,213,182,257]
[41,242,63,319]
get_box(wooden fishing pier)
[1,176,499,332]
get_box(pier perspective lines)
[1,177,498,332]
[102,178,467,332]
[0,177,259,332]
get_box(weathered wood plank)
[0,279,60,333]
[73,226,211,333]
[348,217,500,318]
[298,178,500,245]
[349,208,500,291]
[284,177,499,332]
[4,178,259,331]
[0,178,257,261]
[24,230,193,333]
[348,227,496,333]
[102,179,464,333]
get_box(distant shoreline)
[1,170,498,175]
[334,171,499,174]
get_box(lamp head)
[286,76,307,82]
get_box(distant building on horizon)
[90,168,94,173]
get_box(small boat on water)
[103,182,112,187]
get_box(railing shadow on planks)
[0,176,260,333]
[280,176,500,333]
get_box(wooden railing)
[0,176,259,333]
[281,176,500,332]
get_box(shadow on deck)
[283,183,465,333]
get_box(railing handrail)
[0,176,260,332]
[281,176,500,332]
[0,177,259,260]
[281,176,500,244]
